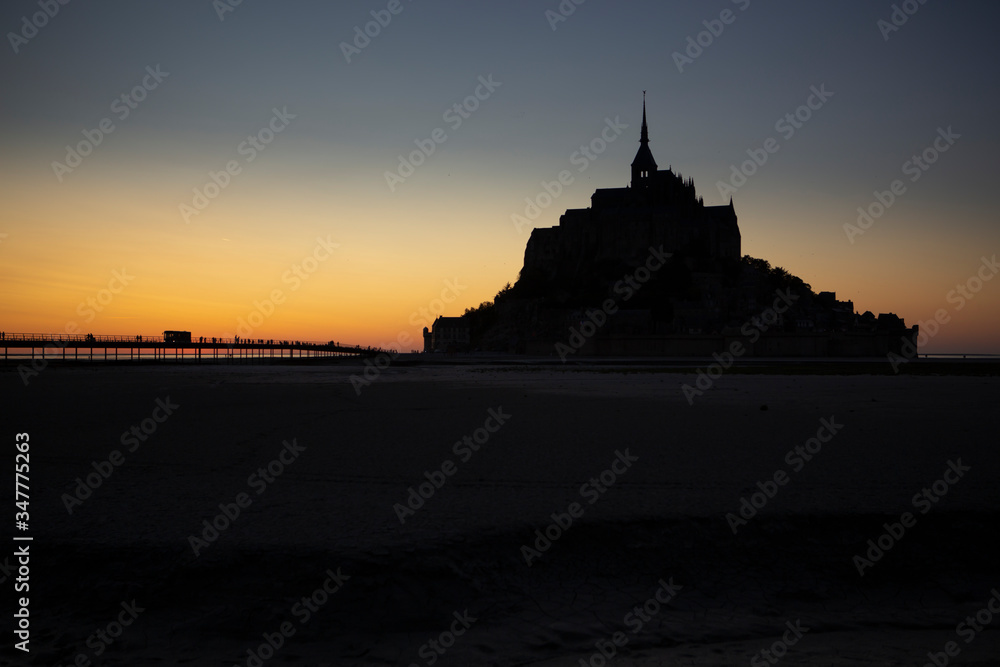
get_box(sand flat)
[2,363,998,665]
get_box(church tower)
[630,92,658,190]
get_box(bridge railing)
[0,332,161,344]
[0,333,394,355]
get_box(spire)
[640,90,649,144]
[631,91,657,188]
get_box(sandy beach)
[2,362,998,665]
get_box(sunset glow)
[2,1,998,353]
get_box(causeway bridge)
[0,332,389,364]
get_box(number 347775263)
[15,433,29,530]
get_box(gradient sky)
[2,0,999,352]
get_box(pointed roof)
[640,92,650,142]
[631,92,658,171]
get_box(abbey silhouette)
[525,94,741,280]
[443,95,917,357]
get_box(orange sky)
[3,150,998,354]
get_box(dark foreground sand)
[2,363,998,665]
